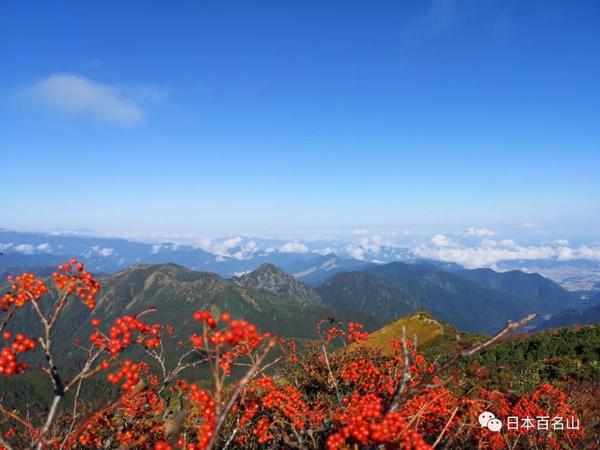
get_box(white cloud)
[430,234,452,247]
[343,235,390,261]
[353,228,369,235]
[411,239,600,269]
[233,270,251,277]
[91,245,114,257]
[279,241,309,254]
[575,245,600,260]
[198,237,242,257]
[553,239,569,246]
[232,240,259,260]
[196,237,258,260]
[314,246,337,256]
[15,244,34,254]
[556,246,574,260]
[345,245,365,260]
[100,248,114,257]
[466,227,494,237]
[23,73,154,126]
[151,244,163,254]
[0,243,13,251]
[37,243,51,252]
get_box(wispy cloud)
[91,245,114,257]
[196,237,260,260]
[344,235,389,260]
[21,73,164,126]
[15,244,34,254]
[466,227,494,237]
[412,240,600,269]
[279,241,309,254]
[430,234,453,247]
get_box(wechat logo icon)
[479,411,503,432]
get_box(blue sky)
[1,0,599,240]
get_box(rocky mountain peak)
[234,264,322,305]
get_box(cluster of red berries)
[252,417,273,444]
[325,322,369,344]
[107,360,148,392]
[341,358,391,394]
[0,332,36,376]
[100,315,158,355]
[347,322,368,342]
[53,259,100,309]
[326,326,344,343]
[191,311,270,375]
[186,383,217,450]
[255,377,312,429]
[192,310,218,328]
[327,391,433,450]
[1,272,48,310]
[239,377,327,445]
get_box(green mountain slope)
[1,264,389,356]
[316,262,549,334]
[535,304,600,330]
[316,271,418,318]
[466,324,600,393]
[453,268,578,312]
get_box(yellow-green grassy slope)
[362,311,472,357]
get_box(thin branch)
[322,344,342,405]
[389,326,412,412]
[206,339,275,450]
[0,404,47,449]
[432,406,459,447]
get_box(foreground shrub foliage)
[0,260,594,449]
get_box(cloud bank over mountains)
[413,237,600,269]
[3,227,598,271]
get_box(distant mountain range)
[3,230,599,293]
[2,230,599,335]
[3,260,596,350]
[534,304,600,331]
[316,262,587,334]
[1,263,387,366]
[0,230,370,281]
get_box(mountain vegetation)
[534,304,600,331]
[452,267,579,312]
[465,324,600,393]
[316,262,578,334]
[0,260,598,449]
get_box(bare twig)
[432,406,459,447]
[206,339,275,450]
[389,326,412,412]
[322,345,342,405]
